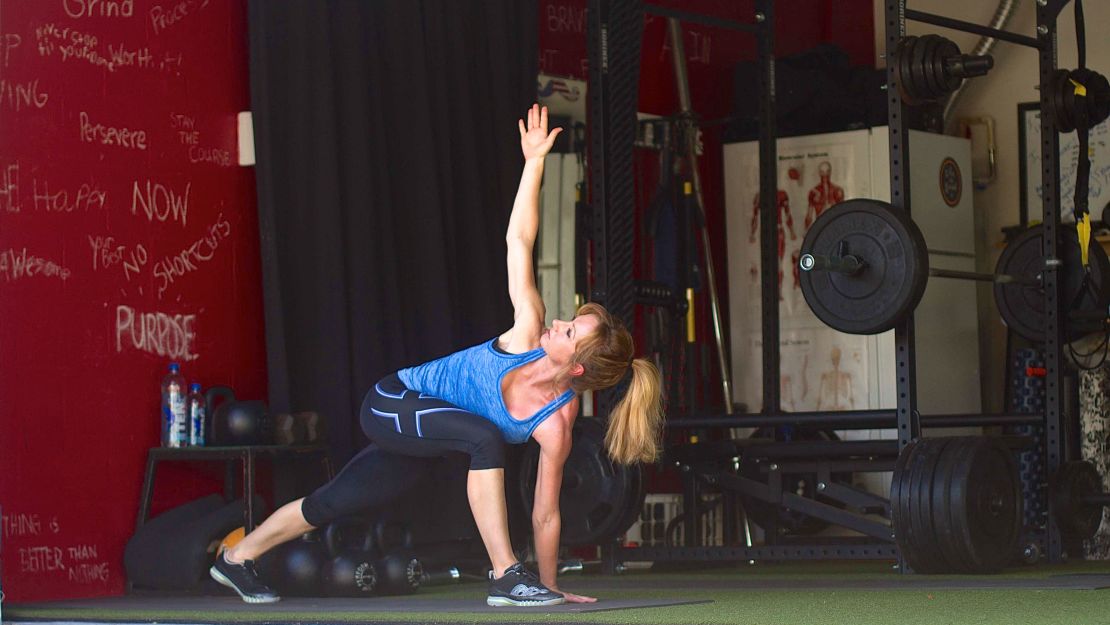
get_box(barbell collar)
[945,54,994,79]
[799,253,865,275]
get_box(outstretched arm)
[503,105,563,350]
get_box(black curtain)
[248,1,538,462]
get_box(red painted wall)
[540,0,875,410]
[0,0,266,602]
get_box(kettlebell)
[324,518,378,596]
[206,385,271,446]
[261,531,326,596]
[374,521,423,595]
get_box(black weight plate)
[916,35,944,102]
[892,440,924,569]
[894,37,919,105]
[994,226,1110,343]
[1049,69,1076,133]
[800,199,930,334]
[905,438,951,573]
[909,34,934,102]
[948,437,1022,572]
[1051,461,1103,539]
[518,418,632,546]
[932,438,975,573]
[1086,70,1110,127]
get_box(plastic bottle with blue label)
[187,382,206,446]
[160,363,187,447]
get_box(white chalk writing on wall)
[3,512,110,584]
[63,0,135,19]
[68,562,110,583]
[80,111,148,150]
[20,546,66,573]
[121,243,149,281]
[2,512,59,538]
[0,79,48,111]
[150,0,210,35]
[1,162,20,212]
[0,247,72,282]
[131,179,189,225]
[188,145,232,167]
[88,236,147,286]
[115,305,198,360]
[153,213,230,297]
[33,177,107,213]
[3,33,21,67]
[35,23,181,74]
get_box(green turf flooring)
[7,561,1110,625]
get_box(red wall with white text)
[0,0,266,602]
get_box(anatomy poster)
[725,136,870,412]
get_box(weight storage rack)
[585,0,1090,570]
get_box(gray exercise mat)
[6,594,712,619]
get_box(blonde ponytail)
[604,358,663,465]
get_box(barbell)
[797,199,1110,340]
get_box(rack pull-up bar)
[642,5,760,34]
[905,9,1041,49]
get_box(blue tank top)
[396,338,576,444]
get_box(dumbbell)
[323,518,378,596]
[373,520,423,595]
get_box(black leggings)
[300,373,506,527]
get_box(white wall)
[874,0,1110,411]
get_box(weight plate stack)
[894,437,1022,573]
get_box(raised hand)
[519,103,563,161]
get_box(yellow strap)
[686,288,696,343]
[1078,213,1092,267]
[1070,78,1088,97]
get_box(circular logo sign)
[939,157,962,207]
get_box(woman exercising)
[210,104,662,607]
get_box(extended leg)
[226,498,313,563]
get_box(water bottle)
[160,363,187,447]
[187,382,206,446]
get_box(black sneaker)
[486,562,565,607]
[210,551,281,604]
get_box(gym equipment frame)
[584,0,1106,571]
